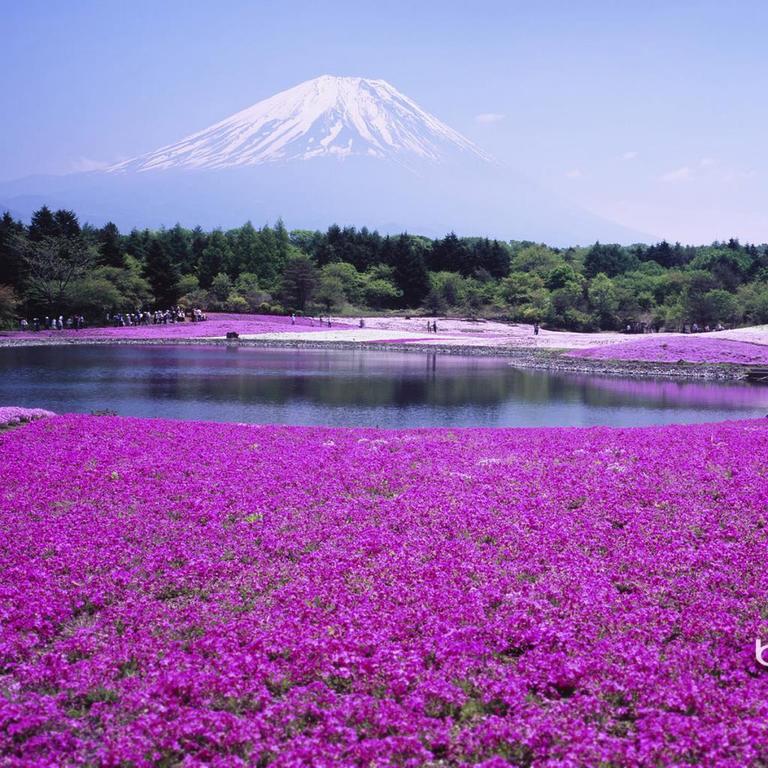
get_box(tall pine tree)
[0,212,24,286]
[98,222,125,268]
[28,206,58,241]
[143,240,180,306]
[198,230,232,288]
[391,234,430,308]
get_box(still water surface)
[1,345,767,428]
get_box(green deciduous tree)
[0,284,19,327]
[320,262,365,305]
[211,272,233,303]
[20,235,96,310]
[588,273,619,328]
[315,273,346,313]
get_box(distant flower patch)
[0,406,56,428]
[1,415,768,765]
[3,313,351,342]
[568,335,768,365]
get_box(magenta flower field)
[2,415,768,766]
[1,313,350,342]
[569,335,768,366]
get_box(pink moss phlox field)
[569,335,768,365]
[2,416,768,766]
[1,313,351,342]
[0,407,56,428]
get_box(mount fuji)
[0,75,649,244]
[110,75,490,171]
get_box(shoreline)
[0,334,749,381]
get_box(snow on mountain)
[0,75,654,243]
[110,75,491,172]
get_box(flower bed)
[0,407,56,428]
[568,335,768,366]
[1,415,768,766]
[1,313,351,342]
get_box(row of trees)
[3,205,768,331]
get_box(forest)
[2,205,768,331]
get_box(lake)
[1,344,766,428]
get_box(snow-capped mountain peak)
[109,75,491,172]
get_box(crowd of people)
[687,322,726,333]
[106,307,207,327]
[19,315,86,332]
[18,307,208,332]
[623,320,726,334]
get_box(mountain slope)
[0,75,654,244]
[110,75,490,172]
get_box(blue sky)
[2,0,767,243]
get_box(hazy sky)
[3,0,767,243]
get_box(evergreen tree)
[233,221,259,277]
[250,225,286,289]
[126,228,151,263]
[584,242,638,278]
[478,238,510,278]
[190,227,208,275]
[391,234,430,307]
[353,226,382,271]
[198,230,232,288]
[52,209,81,239]
[98,222,125,268]
[316,224,342,266]
[280,254,317,310]
[429,232,470,274]
[161,224,194,273]
[143,240,180,306]
[28,206,58,241]
[274,218,291,262]
[0,212,24,287]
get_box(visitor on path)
[533,322,539,336]
[291,313,296,325]
[433,321,438,334]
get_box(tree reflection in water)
[1,345,767,427]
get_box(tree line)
[2,205,768,331]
